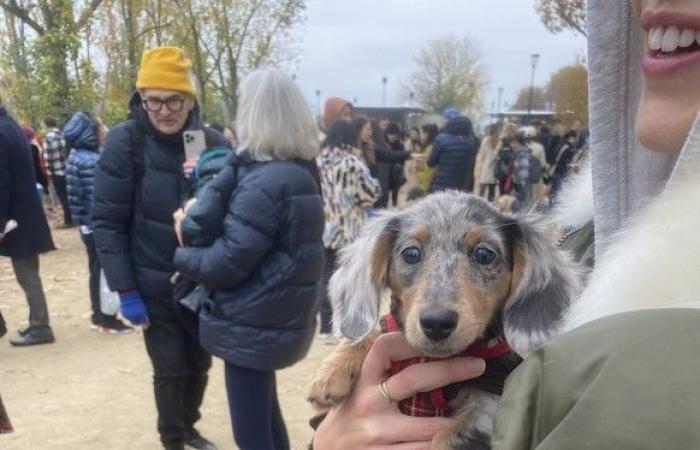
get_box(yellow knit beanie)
[136,47,195,96]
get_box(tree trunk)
[183,0,207,119]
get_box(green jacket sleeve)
[492,309,700,450]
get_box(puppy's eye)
[401,247,422,264]
[474,247,496,265]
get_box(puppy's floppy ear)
[330,212,401,341]
[501,217,582,356]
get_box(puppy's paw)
[431,429,490,450]
[307,363,359,409]
[307,337,374,410]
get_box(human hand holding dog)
[313,333,485,450]
[173,208,185,247]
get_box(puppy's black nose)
[420,309,458,341]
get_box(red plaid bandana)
[382,313,512,417]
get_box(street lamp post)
[527,53,541,122]
[315,89,321,118]
[382,76,388,107]
[497,87,504,116]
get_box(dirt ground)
[0,226,334,449]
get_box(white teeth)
[680,28,696,47]
[649,26,700,52]
[649,27,664,50]
[661,26,681,52]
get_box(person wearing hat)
[92,47,228,450]
[0,95,56,347]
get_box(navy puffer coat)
[427,117,480,192]
[92,92,229,300]
[64,112,100,227]
[174,152,325,371]
[0,107,55,258]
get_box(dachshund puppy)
[308,191,581,449]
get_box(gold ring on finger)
[378,379,396,404]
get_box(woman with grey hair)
[173,68,324,450]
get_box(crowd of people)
[0,29,614,450]
[0,44,590,449]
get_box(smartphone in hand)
[183,130,206,160]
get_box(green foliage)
[0,0,305,127]
[0,0,103,124]
[534,0,587,37]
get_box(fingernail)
[464,358,486,374]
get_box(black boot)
[184,429,217,450]
[10,327,54,347]
[163,442,185,450]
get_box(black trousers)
[320,248,338,334]
[52,175,72,225]
[143,299,212,445]
[80,232,107,322]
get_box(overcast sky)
[294,0,586,115]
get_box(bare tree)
[405,35,487,114]
[195,0,305,120]
[534,0,587,37]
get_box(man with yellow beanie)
[93,46,228,450]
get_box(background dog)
[308,192,581,449]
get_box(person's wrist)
[119,290,141,303]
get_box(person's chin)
[636,93,699,153]
[156,123,181,136]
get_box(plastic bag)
[100,271,120,316]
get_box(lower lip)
[642,49,700,77]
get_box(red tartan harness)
[383,313,512,417]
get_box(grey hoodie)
[588,0,681,254]
[561,0,700,331]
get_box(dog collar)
[381,313,515,417]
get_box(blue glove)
[119,291,150,326]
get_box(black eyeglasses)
[142,95,186,113]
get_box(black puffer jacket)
[427,117,479,192]
[92,92,229,300]
[0,107,55,258]
[173,153,324,371]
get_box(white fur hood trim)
[564,118,700,331]
[552,160,594,230]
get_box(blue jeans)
[225,364,289,450]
